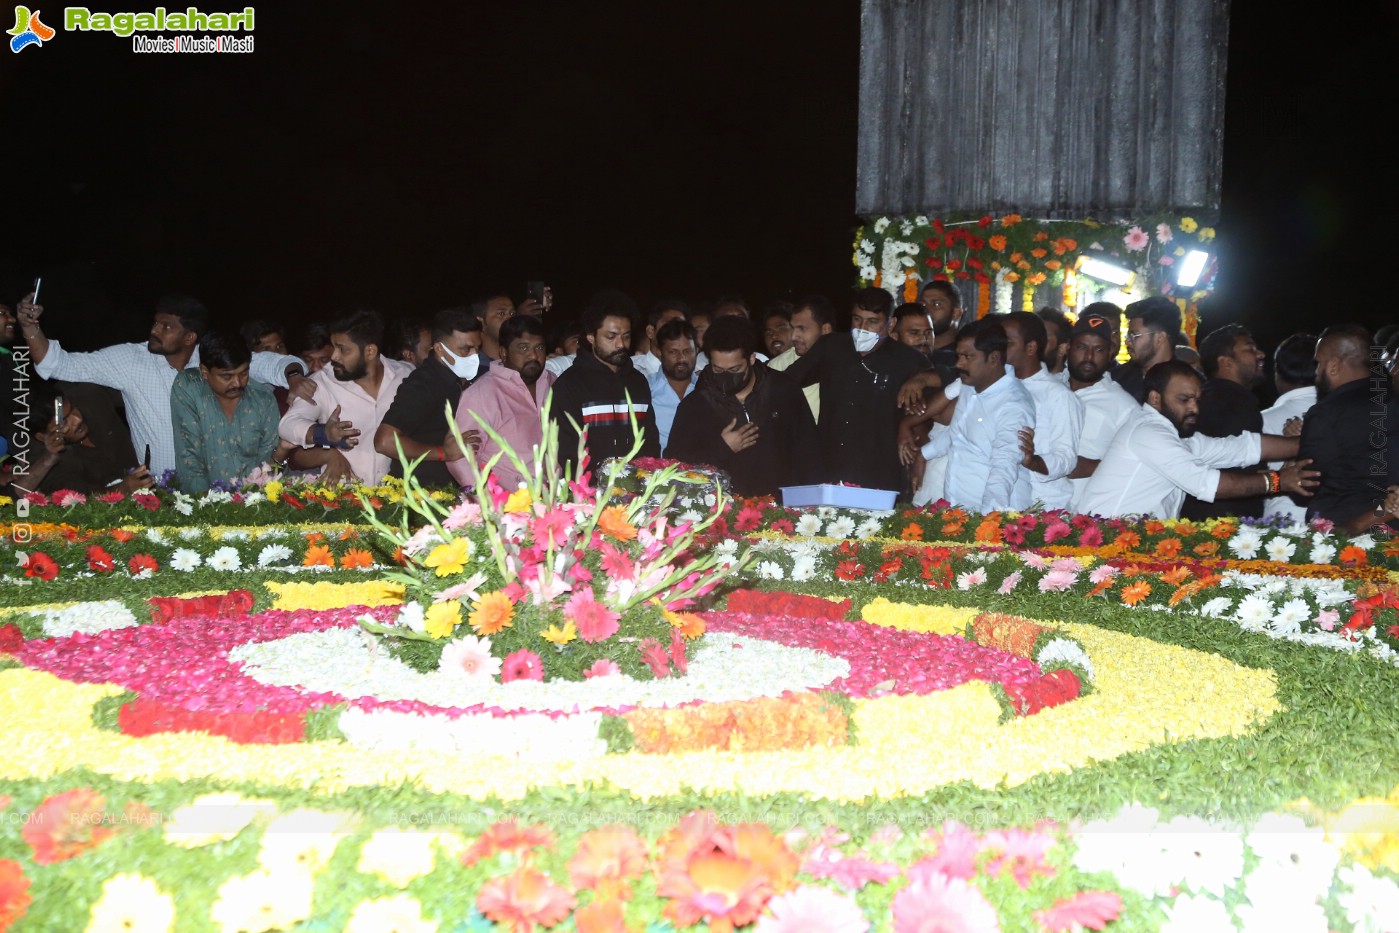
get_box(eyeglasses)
[1124,332,1151,344]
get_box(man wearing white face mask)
[373,308,486,487]
[784,286,926,493]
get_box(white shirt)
[1261,385,1317,522]
[35,340,302,477]
[1067,372,1140,512]
[544,353,575,377]
[1077,404,1262,519]
[630,352,661,376]
[766,345,820,420]
[1021,365,1083,510]
[921,371,1036,512]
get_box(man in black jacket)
[1181,323,1267,520]
[547,290,659,477]
[665,316,820,497]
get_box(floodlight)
[1176,250,1210,288]
[1074,252,1135,289]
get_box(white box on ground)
[780,484,898,511]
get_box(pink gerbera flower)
[755,885,871,933]
[892,872,1001,933]
[584,659,621,679]
[1088,565,1120,585]
[1038,569,1079,593]
[598,542,636,580]
[1123,226,1149,251]
[917,821,981,881]
[530,508,574,550]
[980,828,1056,889]
[997,571,1023,595]
[565,588,621,643]
[439,634,502,680]
[501,649,544,682]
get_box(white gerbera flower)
[855,517,884,539]
[1198,597,1233,618]
[1350,534,1376,550]
[1271,599,1311,636]
[858,264,877,281]
[795,514,823,537]
[1308,543,1336,565]
[955,568,987,590]
[791,555,818,582]
[826,517,857,539]
[241,491,266,506]
[1036,637,1094,682]
[1229,529,1263,560]
[208,546,242,572]
[873,217,890,233]
[397,603,427,635]
[144,528,166,544]
[1234,594,1273,631]
[169,548,202,572]
[179,527,203,541]
[757,561,785,581]
[1265,537,1297,562]
[257,544,294,567]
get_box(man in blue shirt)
[648,318,699,454]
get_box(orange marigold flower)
[469,591,516,636]
[597,506,638,542]
[1033,231,1049,241]
[1339,545,1368,566]
[1009,252,1024,263]
[1030,247,1048,259]
[477,867,576,932]
[1193,541,1219,557]
[900,523,924,541]
[339,548,374,569]
[302,544,334,567]
[988,234,1007,251]
[568,826,649,899]
[1027,272,1046,286]
[1153,538,1183,559]
[1000,213,1022,227]
[1003,273,1021,284]
[1062,238,1078,250]
[1045,259,1062,271]
[1120,581,1152,606]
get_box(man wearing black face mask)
[374,308,486,486]
[665,316,819,496]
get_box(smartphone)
[526,281,547,306]
[53,394,64,428]
[143,444,151,470]
[31,277,41,304]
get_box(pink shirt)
[448,366,556,490]
[279,359,413,484]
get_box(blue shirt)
[647,367,698,454]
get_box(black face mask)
[709,367,748,395]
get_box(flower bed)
[3,483,1399,929]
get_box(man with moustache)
[171,331,285,493]
[646,318,699,453]
[547,290,660,476]
[279,309,413,485]
[913,319,1036,512]
[665,316,819,496]
[766,294,834,421]
[1114,297,1183,403]
[450,314,556,491]
[1078,361,1315,519]
[1057,310,1140,512]
[1180,323,1269,520]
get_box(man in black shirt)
[1299,324,1399,534]
[666,317,819,496]
[373,308,484,487]
[547,290,660,477]
[1116,297,1182,403]
[786,287,927,492]
[1181,323,1268,520]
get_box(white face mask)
[439,344,481,380]
[851,328,882,354]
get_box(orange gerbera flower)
[974,517,1003,544]
[1172,521,1198,537]
[1120,581,1152,606]
[302,544,334,567]
[339,548,374,569]
[477,867,576,933]
[1193,541,1219,557]
[304,532,326,545]
[469,592,516,636]
[1339,545,1369,566]
[462,818,555,867]
[597,506,638,542]
[664,609,706,640]
[1160,565,1191,586]
[1211,522,1237,539]
[1143,520,1167,536]
[942,522,966,536]
[1087,579,1113,598]
[568,826,649,899]
[1114,530,1141,550]
[654,813,798,933]
[573,898,636,933]
[1153,538,1183,559]
[901,523,924,541]
[988,234,1007,251]
[109,528,137,543]
[1030,247,1048,259]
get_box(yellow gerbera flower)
[1179,216,1198,233]
[424,601,463,639]
[541,619,578,645]
[424,538,471,577]
[504,487,533,513]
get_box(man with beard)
[1181,323,1269,520]
[1298,325,1399,534]
[17,290,308,478]
[1057,310,1139,512]
[646,318,699,452]
[171,331,285,493]
[766,294,834,420]
[1078,361,1315,519]
[911,319,1035,512]
[1037,308,1073,376]
[450,314,556,491]
[997,312,1082,512]
[547,290,659,476]
[375,308,486,487]
[665,316,819,496]
[890,302,937,361]
[280,309,412,484]
[1114,297,1182,403]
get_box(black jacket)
[546,350,659,476]
[1299,377,1399,525]
[1181,377,1265,520]
[665,365,821,497]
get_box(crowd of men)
[1,282,1396,532]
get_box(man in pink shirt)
[279,309,413,484]
[449,315,556,490]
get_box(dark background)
[1,1,1394,365]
